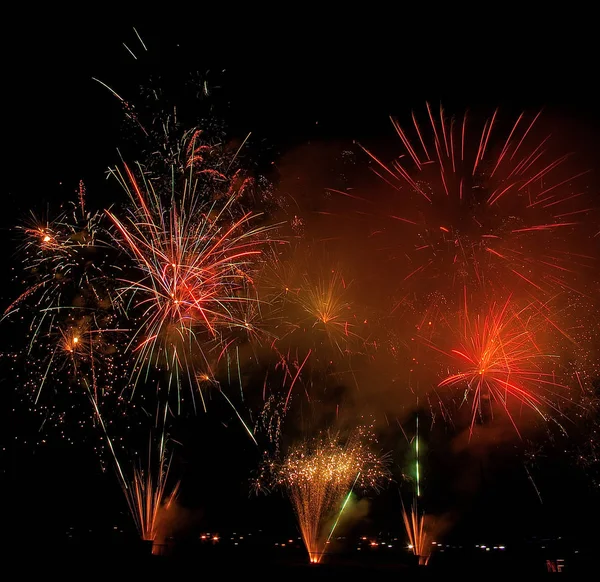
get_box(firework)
[424,295,571,436]
[259,247,362,352]
[6,54,600,562]
[292,268,359,352]
[254,243,375,411]
[255,426,391,563]
[106,141,277,411]
[91,69,286,414]
[348,105,597,312]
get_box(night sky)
[3,14,599,552]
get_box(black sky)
[3,14,599,546]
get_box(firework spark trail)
[524,463,543,504]
[426,295,570,436]
[219,387,258,445]
[255,427,390,563]
[415,413,421,497]
[284,349,311,410]
[86,384,127,486]
[323,471,360,547]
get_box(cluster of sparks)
[255,427,391,563]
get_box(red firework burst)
[424,295,570,436]
[355,104,596,302]
[106,161,275,409]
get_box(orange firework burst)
[292,268,360,352]
[259,247,302,304]
[26,225,62,252]
[106,159,277,410]
[297,269,349,326]
[266,247,368,356]
[59,325,87,356]
[425,296,569,436]
[254,244,373,410]
[56,322,98,380]
[255,426,391,563]
[56,321,123,373]
[259,246,360,350]
[354,104,596,303]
